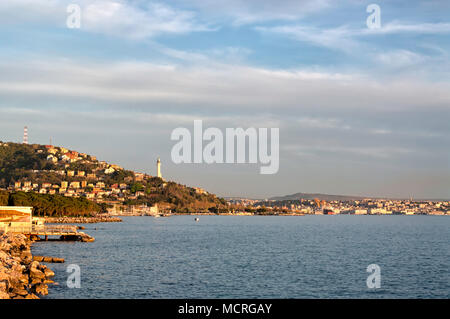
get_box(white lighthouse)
[157,158,162,178]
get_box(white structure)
[157,158,162,178]
[23,126,28,144]
[0,206,33,233]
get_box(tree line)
[0,190,101,216]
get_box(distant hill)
[270,192,449,202]
[269,192,369,201]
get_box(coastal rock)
[0,233,57,299]
[43,268,55,278]
[33,283,49,295]
[11,286,29,296]
[30,269,46,280]
[0,289,10,299]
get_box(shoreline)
[44,216,122,224]
[0,233,56,299]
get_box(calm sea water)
[31,215,449,299]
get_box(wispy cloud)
[2,57,449,111]
[173,0,332,25]
[82,1,215,39]
[0,0,215,38]
[256,21,450,54]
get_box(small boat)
[194,217,200,222]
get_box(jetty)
[5,225,95,242]
[0,206,95,242]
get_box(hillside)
[0,141,227,214]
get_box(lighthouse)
[157,158,162,178]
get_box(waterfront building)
[0,206,33,233]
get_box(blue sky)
[0,0,449,199]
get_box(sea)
[31,215,449,299]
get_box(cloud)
[285,144,413,159]
[256,21,450,54]
[255,25,360,53]
[173,0,332,25]
[367,22,450,35]
[1,57,449,112]
[82,1,214,38]
[375,50,427,68]
[0,0,213,38]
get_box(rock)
[32,256,44,262]
[43,268,55,277]
[33,283,48,295]
[52,257,65,263]
[0,290,10,299]
[20,251,33,263]
[1,233,57,299]
[30,277,43,285]
[28,261,40,271]
[10,286,29,296]
[18,273,29,285]
[29,268,46,280]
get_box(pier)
[2,225,94,242]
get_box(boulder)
[10,286,29,296]
[29,268,46,280]
[33,283,48,295]
[43,268,55,278]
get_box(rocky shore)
[0,232,55,299]
[45,216,122,224]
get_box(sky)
[0,0,449,199]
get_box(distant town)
[228,197,450,216]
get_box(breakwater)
[0,233,56,299]
[44,216,122,224]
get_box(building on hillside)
[135,173,145,181]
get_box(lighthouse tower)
[157,158,162,178]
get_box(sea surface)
[31,215,449,299]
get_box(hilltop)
[0,141,228,214]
